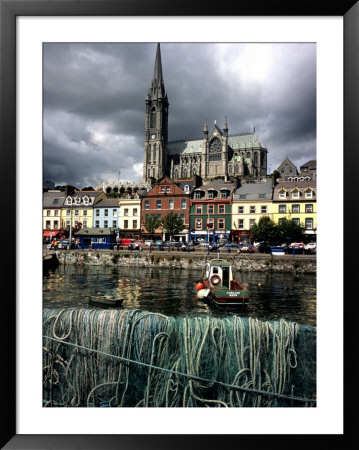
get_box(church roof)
[167,133,266,156]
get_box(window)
[144,200,149,210]
[54,221,59,229]
[305,204,313,213]
[279,191,286,199]
[124,220,128,229]
[305,218,313,229]
[249,219,256,228]
[67,210,71,216]
[181,214,185,223]
[83,210,87,216]
[238,219,244,230]
[112,220,117,228]
[83,221,87,228]
[54,210,59,216]
[83,196,89,205]
[133,208,137,216]
[169,199,174,209]
[123,208,128,216]
[46,220,51,229]
[66,198,72,205]
[208,191,214,199]
[75,210,79,216]
[221,192,227,199]
[166,187,170,193]
[104,209,108,217]
[218,218,225,229]
[292,190,300,199]
[206,219,214,229]
[238,206,244,214]
[104,220,108,228]
[250,206,255,214]
[196,205,202,214]
[279,205,286,213]
[46,210,51,216]
[278,218,285,225]
[156,200,162,209]
[95,209,99,217]
[113,209,117,216]
[195,218,202,230]
[181,199,187,209]
[133,220,138,229]
[292,204,300,213]
[195,192,202,199]
[66,220,70,227]
[219,205,225,214]
[261,206,267,214]
[95,221,99,228]
[305,190,313,198]
[292,218,300,225]
[161,186,165,192]
[208,205,214,214]
[157,214,161,221]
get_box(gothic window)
[261,152,265,166]
[174,169,178,179]
[254,152,258,164]
[150,107,156,128]
[246,152,251,158]
[209,138,221,153]
[153,144,156,163]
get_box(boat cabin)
[205,260,234,288]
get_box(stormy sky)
[43,42,316,189]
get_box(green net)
[43,308,316,407]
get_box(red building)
[140,176,197,242]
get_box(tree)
[161,213,184,241]
[277,218,305,245]
[250,216,279,244]
[144,215,162,240]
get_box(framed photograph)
[1,0,357,448]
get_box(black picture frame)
[1,0,357,448]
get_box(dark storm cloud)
[43,42,316,188]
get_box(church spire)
[150,43,166,98]
[153,43,163,84]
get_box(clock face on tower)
[209,138,221,152]
[151,134,156,140]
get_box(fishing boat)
[89,293,124,307]
[195,258,249,306]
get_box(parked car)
[239,244,254,253]
[197,242,214,252]
[257,243,272,254]
[304,242,316,250]
[221,243,241,250]
[57,239,71,249]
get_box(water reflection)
[43,265,316,326]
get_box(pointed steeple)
[153,43,163,84]
[150,43,166,98]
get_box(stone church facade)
[143,44,268,183]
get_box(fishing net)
[43,308,316,407]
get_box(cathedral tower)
[143,44,169,182]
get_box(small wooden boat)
[195,259,249,307]
[89,294,124,307]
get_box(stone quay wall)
[54,250,316,274]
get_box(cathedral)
[143,44,268,183]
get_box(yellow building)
[118,194,141,240]
[231,180,274,244]
[272,179,317,240]
[43,190,66,241]
[61,190,106,231]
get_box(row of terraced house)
[43,167,316,249]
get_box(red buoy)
[195,282,205,291]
